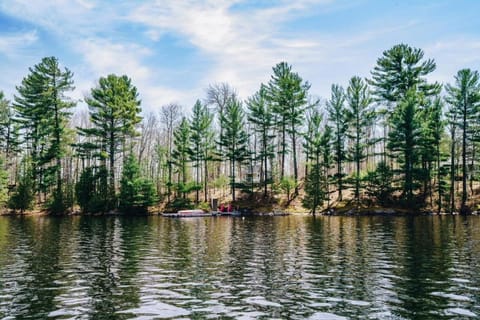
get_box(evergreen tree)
[218,97,249,201]
[387,90,422,205]
[8,159,34,213]
[0,156,7,207]
[247,84,275,197]
[428,98,447,213]
[370,44,440,207]
[267,62,313,194]
[326,84,349,201]
[365,161,394,206]
[75,167,95,213]
[189,100,214,203]
[171,117,191,199]
[445,69,480,213]
[370,44,440,103]
[119,154,157,213]
[14,57,75,204]
[346,76,375,204]
[320,125,333,209]
[303,110,324,214]
[79,74,141,209]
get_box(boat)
[162,209,212,218]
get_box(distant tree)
[320,125,333,209]
[75,167,95,213]
[303,110,324,214]
[218,97,249,201]
[160,103,181,202]
[171,117,191,199]
[8,159,34,213]
[189,100,214,203]
[445,69,480,213]
[79,74,142,209]
[365,161,394,206]
[247,84,275,197]
[428,98,447,213]
[119,154,157,213]
[326,84,349,201]
[346,76,375,204]
[0,156,7,207]
[267,62,313,193]
[387,90,422,205]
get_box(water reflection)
[0,215,479,319]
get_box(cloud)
[0,0,479,111]
[0,31,38,57]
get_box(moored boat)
[162,209,212,217]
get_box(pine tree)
[326,84,349,201]
[346,76,375,204]
[171,117,191,199]
[387,90,422,205]
[428,98,447,213]
[247,84,275,197]
[79,74,141,209]
[14,57,75,205]
[303,110,324,214]
[119,154,157,213]
[189,100,214,203]
[370,44,440,207]
[370,44,440,103]
[267,62,313,193]
[8,159,34,213]
[218,97,249,201]
[75,167,95,213]
[0,156,7,207]
[445,69,480,213]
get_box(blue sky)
[0,0,479,113]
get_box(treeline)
[0,44,479,215]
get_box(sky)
[0,0,479,114]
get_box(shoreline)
[1,207,479,217]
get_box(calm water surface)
[0,215,479,319]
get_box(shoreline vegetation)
[1,44,480,217]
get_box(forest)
[0,43,479,215]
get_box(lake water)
[0,215,479,319]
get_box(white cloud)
[0,31,38,57]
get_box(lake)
[0,215,479,319]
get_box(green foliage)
[14,57,75,197]
[75,166,112,213]
[327,84,349,201]
[196,201,210,212]
[303,164,324,214]
[247,84,275,196]
[9,162,34,213]
[365,161,394,206]
[172,117,191,198]
[0,157,8,207]
[445,69,480,212]
[75,167,95,213]
[189,99,214,202]
[388,90,422,204]
[79,74,142,206]
[167,197,194,212]
[279,176,297,202]
[218,97,249,201]
[119,154,157,213]
[267,62,314,189]
[370,43,440,103]
[346,76,375,203]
